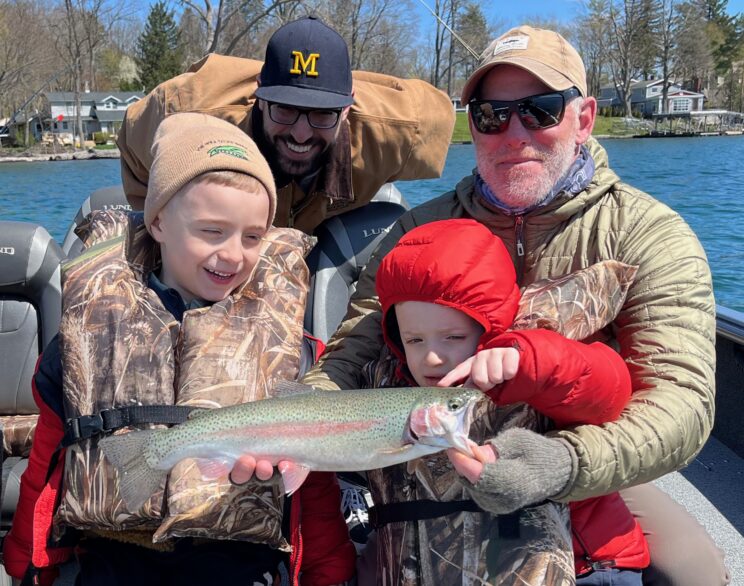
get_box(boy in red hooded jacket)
[371,218,649,585]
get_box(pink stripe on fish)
[211,418,384,439]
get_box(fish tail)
[99,429,166,511]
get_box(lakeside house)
[597,79,705,116]
[1,89,144,146]
[45,90,144,142]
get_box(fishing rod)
[0,65,74,138]
[413,0,480,61]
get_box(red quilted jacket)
[376,218,649,575]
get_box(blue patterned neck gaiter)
[476,144,595,216]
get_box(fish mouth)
[406,392,482,456]
[446,398,478,457]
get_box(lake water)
[0,136,742,311]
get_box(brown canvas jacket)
[303,137,716,502]
[117,54,455,234]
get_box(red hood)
[376,219,520,372]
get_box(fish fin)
[194,457,232,481]
[99,430,166,512]
[273,379,316,398]
[279,462,311,496]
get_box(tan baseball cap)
[461,25,587,103]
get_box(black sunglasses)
[468,87,581,134]
[267,102,342,129]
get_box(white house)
[45,90,144,139]
[597,79,705,115]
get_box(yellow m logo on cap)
[290,51,320,77]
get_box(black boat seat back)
[304,183,408,342]
[61,185,131,259]
[0,222,63,529]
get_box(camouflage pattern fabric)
[1,414,38,458]
[54,210,313,550]
[366,260,637,586]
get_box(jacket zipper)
[514,215,526,284]
[287,190,319,229]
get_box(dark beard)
[252,107,332,187]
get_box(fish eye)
[448,399,462,411]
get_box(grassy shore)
[451,111,637,142]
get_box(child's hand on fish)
[437,347,519,391]
[447,443,498,483]
[229,455,296,485]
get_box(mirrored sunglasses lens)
[519,95,564,129]
[472,103,510,134]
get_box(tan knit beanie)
[145,112,277,230]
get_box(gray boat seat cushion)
[304,183,408,342]
[0,222,63,449]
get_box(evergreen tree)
[135,2,182,93]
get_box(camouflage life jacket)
[363,349,575,586]
[364,260,637,586]
[54,209,313,550]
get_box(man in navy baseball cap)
[255,16,355,178]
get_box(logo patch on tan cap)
[290,51,320,77]
[492,35,529,56]
[208,145,249,160]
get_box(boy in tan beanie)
[145,112,277,304]
[4,112,355,585]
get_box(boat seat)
[0,222,63,531]
[304,183,408,342]
[61,185,131,259]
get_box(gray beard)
[476,137,578,210]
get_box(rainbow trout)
[99,384,483,512]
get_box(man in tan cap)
[279,25,725,586]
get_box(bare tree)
[606,0,651,116]
[49,0,130,147]
[658,0,676,112]
[0,0,56,130]
[306,0,416,74]
[178,0,301,56]
[674,1,713,93]
[574,0,611,98]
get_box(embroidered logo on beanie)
[207,145,250,160]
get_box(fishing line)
[413,0,480,61]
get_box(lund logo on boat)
[0,246,15,255]
[362,227,390,239]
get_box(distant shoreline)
[0,149,120,163]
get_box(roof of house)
[96,110,126,122]
[45,91,144,104]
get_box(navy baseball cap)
[255,16,354,109]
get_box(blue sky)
[413,0,744,33]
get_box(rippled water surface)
[0,136,742,311]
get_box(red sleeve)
[485,329,631,427]
[298,472,356,586]
[2,364,67,579]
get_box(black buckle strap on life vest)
[368,499,521,539]
[61,405,194,447]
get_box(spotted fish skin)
[100,386,482,512]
